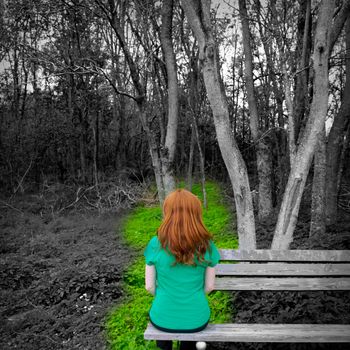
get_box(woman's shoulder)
[204,240,221,267]
[207,239,218,250]
[146,235,161,250]
[148,235,160,245]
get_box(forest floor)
[1,189,350,350]
[0,194,132,350]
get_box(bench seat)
[144,250,350,345]
[145,323,350,343]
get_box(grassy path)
[105,182,238,350]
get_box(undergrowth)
[105,181,238,350]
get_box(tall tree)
[160,0,178,194]
[326,17,350,225]
[180,0,256,249]
[94,0,179,204]
[239,0,273,221]
[272,0,335,249]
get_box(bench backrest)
[215,249,350,291]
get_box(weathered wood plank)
[214,277,350,291]
[219,249,350,262]
[144,323,350,342]
[215,263,350,276]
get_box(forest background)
[1,0,350,349]
[1,0,350,246]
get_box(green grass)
[105,181,238,350]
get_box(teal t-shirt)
[144,236,221,330]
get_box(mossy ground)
[105,181,238,350]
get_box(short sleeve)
[207,240,221,267]
[144,236,159,266]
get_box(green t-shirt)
[144,236,221,330]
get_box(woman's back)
[144,236,220,330]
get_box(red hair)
[157,189,212,265]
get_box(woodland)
[1,0,350,349]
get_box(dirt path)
[0,197,132,350]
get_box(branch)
[329,1,350,54]
[12,159,33,196]
[96,67,141,102]
[0,200,23,214]
[283,64,296,164]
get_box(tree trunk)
[92,111,100,187]
[191,112,207,209]
[293,0,312,144]
[310,127,326,237]
[188,53,207,206]
[160,0,178,195]
[113,45,126,170]
[239,0,273,221]
[181,0,256,249]
[271,0,334,250]
[325,18,350,225]
[102,0,177,204]
[186,126,195,192]
[79,107,88,183]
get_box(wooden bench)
[144,249,350,346]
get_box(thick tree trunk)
[310,128,326,237]
[293,0,312,143]
[239,0,273,221]
[181,0,256,249]
[160,0,178,195]
[271,0,334,250]
[325,19,350,225]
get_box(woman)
[144,189,221,350]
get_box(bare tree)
[180,0,256,249]
[239,0,273,221]
[326,17,350,225]
[272,0,335,249]
[160,0,178,194]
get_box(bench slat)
[219,249,350,262]
[216,263,350,276]
[215,277,350,290]
[144,323,350,342]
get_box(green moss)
[105,181,237,349]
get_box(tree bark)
[181,0,256,249]
[160,0,178,195]
[329,1,350,54]
[271,0,334,250]
[310,127,326,237]
[294,0,312,144]
[192,113,207,209]
[325,18,350,224]
[239,0,273,221]
[187,126,195,192]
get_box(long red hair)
[157,189,212,265]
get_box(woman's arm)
[145,264,156,295]
[205,266,216,293]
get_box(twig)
[0,199,23,214]
[58,185,95,213]
[12,159,33,196]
